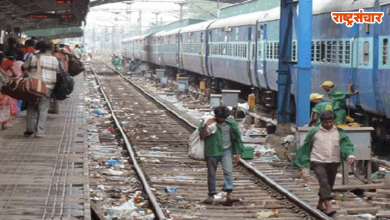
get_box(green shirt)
[328,88,350,110]
[293,126,354,168]
[198,118,244,157]
[312,102,333,125]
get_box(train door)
[247,27,255,87]
[356,22,384,114]
[200,32,207,75]
[176,34,181,68]
[206,30,214,77]
[256,23,269,89]
[157,37,162,64]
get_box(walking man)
[294,110,355,216]
[199,106,244,205]
[23,41,60,138]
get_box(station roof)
[24,27,83,39]
[0,0,90,31]
[89,0,245,7]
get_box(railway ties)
[90,61,331,220]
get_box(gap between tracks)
[93,62,332,220]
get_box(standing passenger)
[23,41,60,138]
[114,56,121,70]
[321,81,359,124]
[72,44,82,60]
[6,38,24,61]
[199,106,244,205]
[294,110,355,216]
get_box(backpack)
[68,54,85,77]
[52,60,74,100]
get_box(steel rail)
[102,62,332,220]
[90,67,167,220]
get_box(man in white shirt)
[293,110,355,216]
[23,41,60,138]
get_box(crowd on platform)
[0,37,83,137]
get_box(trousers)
[311,161,340,200]
[206,148,233,196]
[26,89,52,136]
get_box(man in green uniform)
[114,56,121,70]
[308,93,333,127]
[199,106,244,206]
[294,110,355,216]
[321,81,359,124]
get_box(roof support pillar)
[296,0,312,127]
[276,0,294,135]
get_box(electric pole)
[138,10,142,35]
[175,3,187,21]
[152,12,160,28]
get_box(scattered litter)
[108,169,124,176]
[356,213,375,220]
[257,210,278,218]
[258,155,281,162]
[105,160,120,166]
[106,200,137,219]
[121,120,130,124]
[92,109,104,115]
[165,186,178,193]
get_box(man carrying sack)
[198,106,244,206]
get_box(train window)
[332,41,337,63]
[258,43,262,58]
[365,24,370,34]
[292,41,297,61]
[364,41,369,65]
[243,44,248,58]
[383,39,388,65]
[339,41,344,64]
[326,41,331,62]
[315,41,321,62]
[311,42,314,61]
[266,42,270,59]
[274,42,279,59]
[345,41,350,64]
[321,41,326,62]
[270,43,274,59]
[252,43,256,60]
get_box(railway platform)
[0,75,90,220]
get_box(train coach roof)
[180,20,216,33]
[313,0,376,14]
[380,0,390,5]
[160,27,182,37]
[210,0,380,30]
[209,7,280,29]
[122,34,152,42]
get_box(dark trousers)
[311,162,340,201]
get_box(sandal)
[203,197,214,204]
[222,198,241,206]
[2,123,12,130]
[323,211,337,217]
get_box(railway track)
[89,61,331,220]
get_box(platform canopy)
[23,27,83,39]
[0,0,89,31]
[90,0,245,7]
